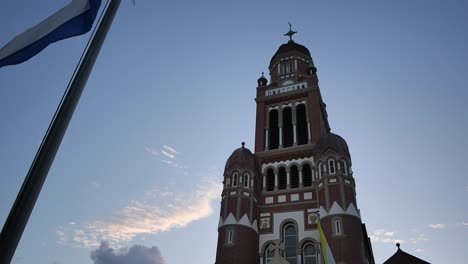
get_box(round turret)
[313,133,350,158]
[224,142,255,174]
[257,72,268,86]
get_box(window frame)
[302,242,318,264]
[243,173,250,188]
[328,159,336,175]
[226,227,234,244]
[232,172,238,187]
[283,223,298,263]
[333,218,343,236]
[318,162,323,178]
[341,160,348,175]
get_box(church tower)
[216,25,374,264]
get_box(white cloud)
[162,145,178,154]
[69,221,76,225]
[463,222,468,226]
[409,234,429,244]
[90,242,166,264]
[415,249,424,253]
[369,229,403,244]
[160,150,175,159]
[428,223,445,229]
[57,177,223,248]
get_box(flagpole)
[0,0,121,262]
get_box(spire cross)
[284,22,297,42]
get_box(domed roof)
[224,142,255,174]
[257,72,268,86]
[313,133,350,158]
[270,41,311,65]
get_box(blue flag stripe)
[0,0,101,68]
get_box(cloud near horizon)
[90,242,166,264]
[57,177,222,248]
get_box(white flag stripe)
[0,0,90,60]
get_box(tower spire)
[284,22,297,42]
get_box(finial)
[284,22,297,42]
[396,243,401,250]
[241,142,245,148]
[261,72,264,77]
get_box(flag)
[317,219,336,264]
[317,220,330,264]
[0,0,102,68]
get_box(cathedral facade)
[215,28,374,264]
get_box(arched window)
[341,160,348,175]
[243,173,250,188]
[302,243,318,264]
[283,107,293,148]
[266,168,275,192]
[333,218,342,235]
[269,109,279,150]
[302,163,312,187]
[284,224,297,263]
[232,172,238,187]
[290,165,299,188]
[226,227,234,244]
[263,243,274,264]
[278,167,287,190]
[318,162,323,178]
[328,159,336,175]
[296,104,308,145]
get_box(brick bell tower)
[216,25,374,264]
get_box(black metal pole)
[0,1,121,263]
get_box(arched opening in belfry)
[266,168,275,191]
[278,166,287,190]
[303,163,312,187]
[296,104,308,145]
[269,109,279,149]
[290,165,299,188]
[282,107,293,148]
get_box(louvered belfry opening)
[303,163,312,187]
[296,104,308,145]
[278,167,287,190]
[269,109,279,149]
[282,107,293,148]
[266,168,275,191]
[290,165,299,188]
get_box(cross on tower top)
[284,22,297,42]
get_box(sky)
[0,0,467,263]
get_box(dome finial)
[241,142,245,148]
[396,243,401,251]
[284,22,297,42]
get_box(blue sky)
[0,0,467,263]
